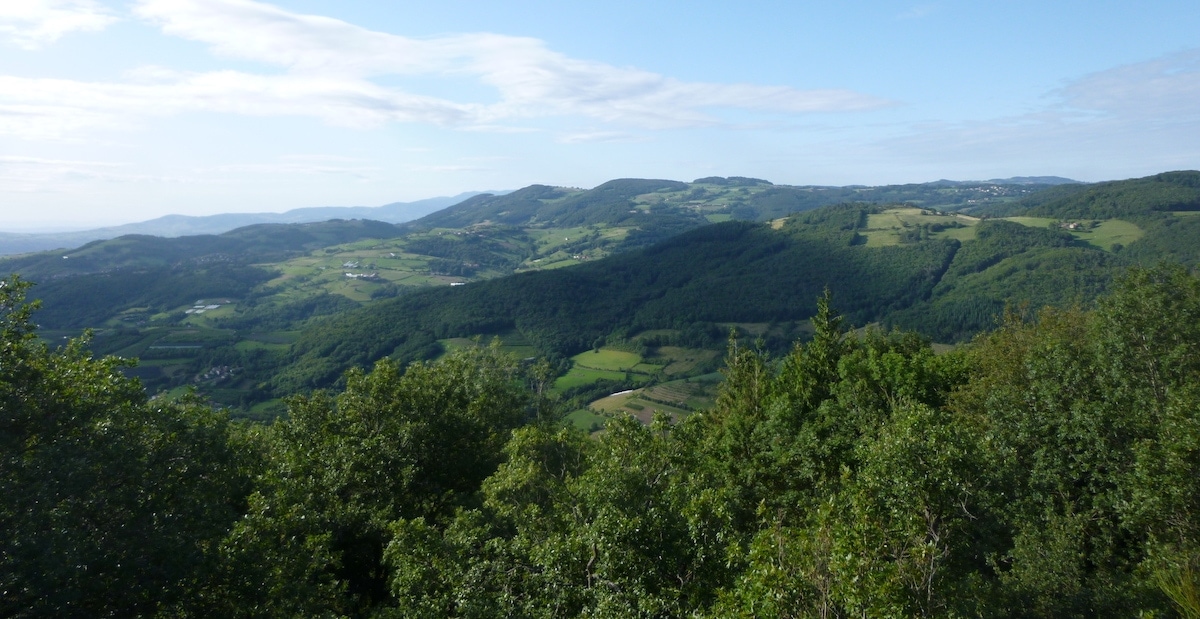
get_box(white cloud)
[1056,49,1200,121]
[411,164,490,173]
[897,4,938,20]
[207,161,381,179]
[875,49,1200,178]
[0,155,152,193]
[558,131,646,144]
[0,0,891,139]
[0,0,117,50]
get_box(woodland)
[4,172,1200,616]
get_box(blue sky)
[1,0,1198,230]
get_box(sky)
[1,1,1199,230]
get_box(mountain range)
[0,176,1081,257]
[0,192,491,256]
[4,170,1197,417]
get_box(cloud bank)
[0,0,891,139]
[0,0,116,50]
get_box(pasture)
[571,348,643,372]
[863,208,980,247]
[1071,219,1144,251]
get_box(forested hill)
[267,171,1200,393]
[272,200,1129,393]
[2,218,404,280]
[273,212,958,391]
[8,171,1199,410]
[406,175,1066,231]
[1025,170,1200,218]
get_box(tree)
[0,275,251,617]
[224,343,531,616]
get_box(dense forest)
[4,265,1200,617]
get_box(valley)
[7,170,1200,617]
[3,172,1198,421]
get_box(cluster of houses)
[1058,221,1096,231]
[195,365,237,383]
[184,300,229,314]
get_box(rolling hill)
[4,171,1196,415]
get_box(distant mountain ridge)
[0,176,1088,257]
[0,192,493,256]
[5,169,1198,410]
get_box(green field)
[1001,216,1056,228]
[564,408,609,433]
[654,346,719,375]
[582,373,722,425]
[571,348,643,371]
[588,389,639,413]
[1071,219,1145,251]
[859,208,1144,253]
[863,208,980,247]
[553,366,629,391]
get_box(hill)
[267,171,1200,395]
[0,193,486,256]
[6,172,1198,414]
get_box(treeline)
[5,266,1200,617]
[1025,170,1200,220]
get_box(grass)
[564,408,608,433]
[625,399,691,424]
[863,208,982,247]
[1004,217,1145,251]
[553,367,629,391]
[571,348,642,372]
[588,389,640,413]
[861,208,1143,253]
[1071,219,1144,251]
[1001,216,1056,228]
[581,374,722,426]
[654,346,719,375]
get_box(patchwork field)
[863,208,980,247]
[861,207,1143,252]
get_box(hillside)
[5,172,1197,415]
[0,193,486,257]
[269,171,1200,394]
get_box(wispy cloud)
[558,131,647,144]
[897,4,938,20]
[876,49,1200,177]
[411,164,490,173]
[1056,48,1200,120]
[0,0,892,139]
[0,155,191,193]
[208,161,381,178]
[0,0,117,50]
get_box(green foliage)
[223,343,531,615]
[1025,170,1200,220]
[0,275,253,617]
[8,265,1200,616]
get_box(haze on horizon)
[1,0,1198,230]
